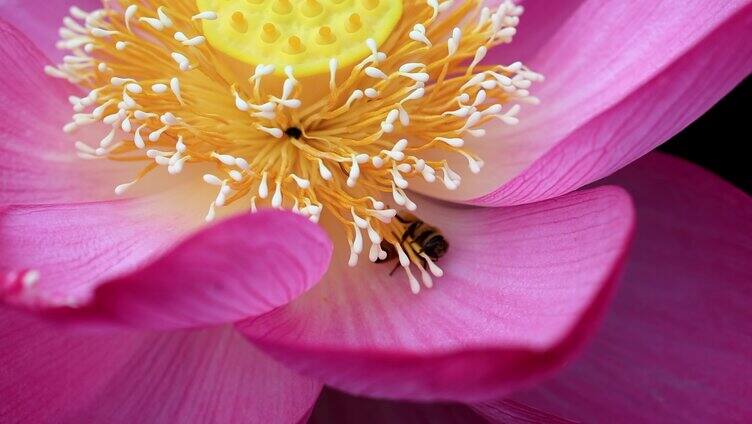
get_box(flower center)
[47,0,541,294]
[196,0,404,76]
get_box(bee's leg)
[406,247,429,273]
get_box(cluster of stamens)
[47,0,542,293]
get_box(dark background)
[660,77,750,194]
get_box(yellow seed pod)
[195,0,404,76]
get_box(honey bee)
[378,212,449,274]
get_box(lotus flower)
[1,0,750,423]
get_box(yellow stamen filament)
[48,0,541,293]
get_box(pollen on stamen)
[49,0,540,293]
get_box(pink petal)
[1,203,332,330]
[309,388,488,424]
[474,153,752,422]
[423,1,752,205]
[0,18,135,204]
[0,0,102,61]
[0,306,321,423]
[238,186,635,402]
[485,0,587,66]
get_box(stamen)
[49,0,539,293]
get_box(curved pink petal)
[474,153,752,422]
[0,0,103,61]
[239,186,635,402]
[0,306,321,423]
[0,18,137,204]
[1,204,332,330]
[422,0,752,205]
[310,388,489,424]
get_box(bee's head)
[424,235,449,260]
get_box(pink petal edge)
[1,208,333,330]
[416,0,752,206]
